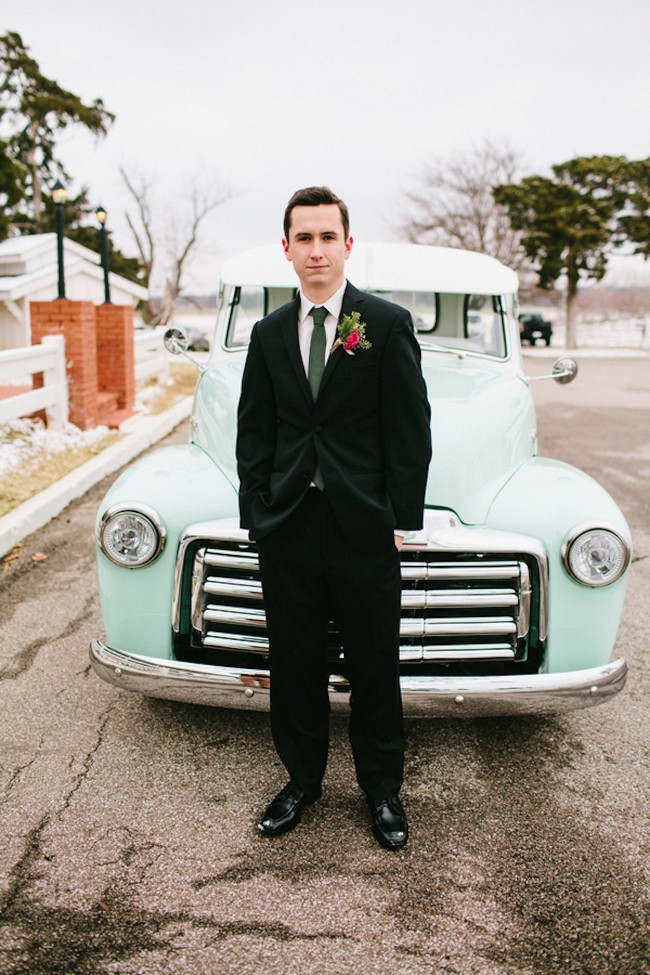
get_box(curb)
[0,397,193,559]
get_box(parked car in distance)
[135,321,209,352]
[92,243,631,718]
[519,312,553,346]
[184,325,210,352]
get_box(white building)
[0,234,148,350]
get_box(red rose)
[345,330,360,350]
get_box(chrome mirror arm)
[163,327,207,373]
[527,357,578,385]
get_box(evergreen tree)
[0,30,113,230]
[494,156,630,348]
[0,31,142,284]
[618,157,650,260]
[0,136,25,238]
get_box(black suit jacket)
[236,282,432,553]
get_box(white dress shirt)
[297,281,346,374]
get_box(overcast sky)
[3,0,650,291]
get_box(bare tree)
[121,168,155,296]
[121,167,229,327]
[401,141,530,275]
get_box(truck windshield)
[224,287,508,358]
[375,290,507,358]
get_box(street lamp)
[95,205,111,304]
[52,180,67,299]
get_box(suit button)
[315,425,323,433]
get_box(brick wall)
[30,301,136,430]
[96,304,135,412]
[31,300,98,429]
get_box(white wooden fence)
[551,316,650,349]
[0,335,68,430]
[0,332,169,432]
[134,329,170,385]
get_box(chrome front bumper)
[90,640,627,718]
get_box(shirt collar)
[298,280,347,325]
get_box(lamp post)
[95,205,111,304]
[51,180,67,299]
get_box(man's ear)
[282,238,291,261]
[344,236,354,259]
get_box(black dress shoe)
[257,782,320,837]
[367,795,409,850]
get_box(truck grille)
[176,522,545,670]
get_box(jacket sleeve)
[380,312,432,530]
[236,324,277,529]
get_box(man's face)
[282,204,353,298]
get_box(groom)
[236,186,431,850]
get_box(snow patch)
[135,378,174,415]
[0,418,111,476]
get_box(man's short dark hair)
[284,186,350,241]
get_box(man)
[236,187,431,850]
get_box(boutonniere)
[331,311,372,356]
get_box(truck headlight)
[98,504,166,567]
[562,525,630,588]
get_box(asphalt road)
[1,355,649,975]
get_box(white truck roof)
[220,242,518,295]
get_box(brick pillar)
[95,304,135,415]
[30,300,98,429]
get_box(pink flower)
[336,312,371,354]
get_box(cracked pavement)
[0,357,649,975]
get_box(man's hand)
[394,534,404,551]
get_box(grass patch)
[0,362,197,518]
[138,362,198,415]
[0,433,121,518]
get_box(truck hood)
[193,352,537,527]
[421,356,536,523]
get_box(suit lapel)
[318,282,365,397]
[280,295,313,407]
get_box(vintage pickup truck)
[91,243,631,716]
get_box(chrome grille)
[183,534,541,666]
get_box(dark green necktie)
[308,306,327,490]
[308,306,328,401]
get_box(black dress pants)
[256,489,404,800]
